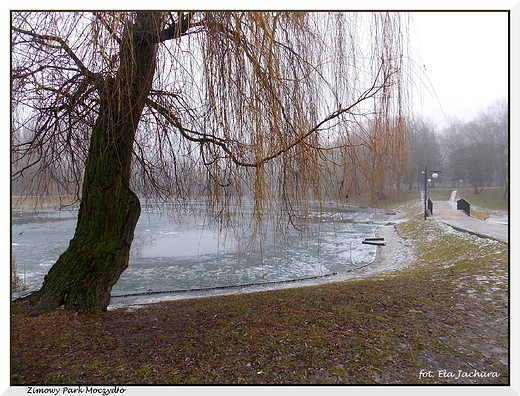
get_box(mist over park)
[10,11,509,387]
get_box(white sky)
[409,11,509,129]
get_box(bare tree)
[12,12,411,315]
[475,98,508,197]
[406,117,441,189]
[442,98,508,195]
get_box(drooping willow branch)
[146,59,395,169]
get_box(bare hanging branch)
[146,58,396,169]
[12,26,99,80]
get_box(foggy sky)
[410,11,509,129]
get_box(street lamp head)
[432,172,439,179]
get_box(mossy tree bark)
[27,13,164,316]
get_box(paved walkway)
[431,200,508,244]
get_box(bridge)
[425,189,508,243]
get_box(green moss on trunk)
[28,131,142,315]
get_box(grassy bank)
[344,189,421,209]
[11,205,508,385]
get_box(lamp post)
[422,166,441,220]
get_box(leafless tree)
[406,117,441,189]
[12,11,411,315]
[475,98,508,197]
[442,98,508,195]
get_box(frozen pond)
[11,201,389,307]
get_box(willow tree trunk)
[28,13,164,316]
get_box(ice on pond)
[11,201,388,306]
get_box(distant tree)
[406,117,441,189]
[12,12,411,315]
[475,98,508,197]
[442,98,508,195]
[440,118,466,188]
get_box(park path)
[430,192,508,244]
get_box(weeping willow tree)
[12,11,411,315]
[325,114,410,206]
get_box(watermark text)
[418,368,500,380]
[27,386,126,396]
